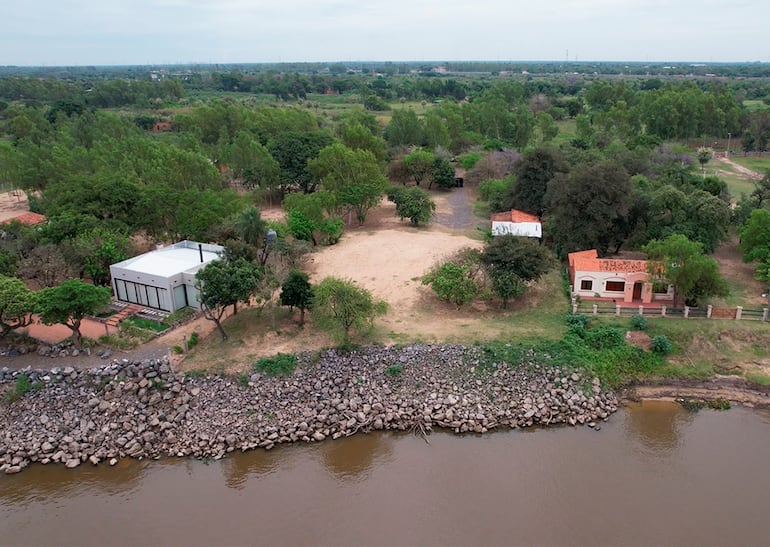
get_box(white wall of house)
[110,241,222,312]
[572,269,674,303]
[491,221,542,238]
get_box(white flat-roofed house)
[490,209,542,238]
[110,241,224,312]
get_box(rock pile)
[0,344,618,474]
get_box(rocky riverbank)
[0,344,619,474]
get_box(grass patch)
[384,364,403,376]
[746,369,770,386]
[730,155,770,175]
[254,353,297,377]
[122,316,169,332]
[3,373,44,403]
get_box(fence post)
[592,304,598,316]
[763,308,768,322]
[638,305,644,316]
[684,306,690,318]
[615,304,621,317]
[707,304,713,318]
[661,305,666,317]
[736,306,743,320]
[572,302,578,314]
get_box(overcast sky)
[3,0,768,66]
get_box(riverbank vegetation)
[1,61,769,393]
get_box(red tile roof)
[568,249,650,277]
[490,209,540,223]
[2,212,47,226]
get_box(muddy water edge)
[2,401,770,546]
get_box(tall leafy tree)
[546,161,633,255]
[195,258,263,340]
[279,269,314,325]
[0,275,36,337]
[384,108,422,147]
[505,147,568,217]
[36,279,112,348]
[643,234,728,307]
[268,131,334,193]
[308,143,388,224]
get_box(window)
[114,279,170,311]
[606,281,625,292]
[580,279,593,291]
[653,283,669,294]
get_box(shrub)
[565,314,590,330]
[172,345,184,354]
[583,325,625,350]
[254,353,297,376]
[422,262,480,306]
[188,331,199,348]
[384,364,403,376]
[630,314,648,331]
[650,335,673,355]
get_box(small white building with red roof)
[490,209,542,238]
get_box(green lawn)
[730,155,770,176]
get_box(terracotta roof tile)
[490,209,540,224]
[2,212,47,226]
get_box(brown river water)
[2,401,770,547]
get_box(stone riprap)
[0,345,618,474]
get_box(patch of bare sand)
[175,196,488,372]
[0,190,32,222]
[306,228,483,340]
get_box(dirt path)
[716,156,764,180]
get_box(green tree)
[279,269,314,324]
[643,234,728,307]
[226,131,281,192]
[739,209,770,300]
[487,268,526,308]
[386,186,436,225]
[403,150,435,186]
[422,262,480,307]
[0,275,36,337]
[283,191,343,246]
[309,143,388,224]
[696,146,713,176]
[481,236,556,282]
[195,258,263,340]
[429,157,456,190]
[36,279,112,348]
[384,109,422,147]
[72,228,131,286]
[505,147,568,217]
[311,277,387,344]
[268,131,334,193]
[546,161,633,255]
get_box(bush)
[188,331,199,348]
[650,335,673,355]
[254,353,297,376]
[565,314,590,330]
[384,364,403,376]
[422,262,480,306]
[583,325,625,350]
[630,314,648,331]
